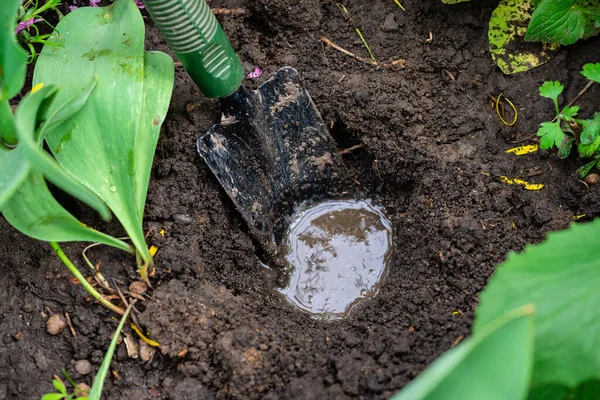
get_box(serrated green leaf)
[576,159,598,178]
[537,121,566,150]
[0,0,28,100]
[89,303,133,400]
[539,81,564,102]
[582,62,600,83]
[561,105,579,121]
[488,0,559,74]
[391,306,534,400]
[474,219,600,388]
[558,137,574,159]
[33,0,174,267]
[579,113,600,146]
[525,0,600,45]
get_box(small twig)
[174,61,183,68]
[508,132,538,144]
[551,80,595,122]
[65,312,76,337]
[211,7,247,16]
[114,281,142,328]
[321,37,405,68]
[338,143,364,155]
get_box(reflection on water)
[278,199,393,319]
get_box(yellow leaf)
[506,144,538,155]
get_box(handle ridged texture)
[144,0,244,98]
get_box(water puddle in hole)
[275,199,393,320]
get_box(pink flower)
[15,18,44,35]
[134,0,145,8]
[247,67,262,79]
[89,0,100,6]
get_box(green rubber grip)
[143,0,244,98]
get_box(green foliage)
[535,65,600,177]
[525,0,600,45]
[391,306,534,400]
[488,0,558,75]
[88,303,133,400]
[41,377,88,400]
[475,219,600,389]
[33,0,174,276]
[582,62,600,83]
[16,0,63,63]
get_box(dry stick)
[338,144,364,155]
[321,37,405,68]
[508,132,538,144]
[114,282,142,329]
[551,80,595,122]
[212,7,247,16]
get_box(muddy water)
[278,200,393,319]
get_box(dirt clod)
[46,314,66,335]
[74,359,92,375]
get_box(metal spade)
[143,0,341,253]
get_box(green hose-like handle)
[143,0,244,98]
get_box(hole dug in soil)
[1,0,600,399]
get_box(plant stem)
[0,100,18,145]
[49,242,125,315]
[554,98,560,117]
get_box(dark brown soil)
[2,0,600,399]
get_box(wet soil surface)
[2,0,600,399]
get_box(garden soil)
[2,0,600,399]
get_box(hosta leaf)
[582,62,600,84]
[14,82,111,220]
[33,0,174,266]
[537,121,566,150]
[489,0,559,74]
[0,0,27,100]
[0,144,29,208]
[391,306,534,400]
[1,169,131,251]
[474,219,600,388]
[525,0,600,45]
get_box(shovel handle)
[143,0,244,98]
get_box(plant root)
[320,37,405,68]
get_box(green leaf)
[0,0,27,100]
[525,0,600,45]
[527,384,571,400]
[558,137,574,159]
[1,169,131,251]
[33,0,174,267]
[488,0,560,74]
[582,62,600,83]
[52,378,67,395]
[391,305,534,400]
[576,159,598,178]
[0,142,29,208]
[539,81,564,102]
[579,113,600,145]
[13,82,111,220]
[537,121,566,150]
[89,303,133,400]
[561,105,579,121]
[41,394,66,400]
[474,219,600,388]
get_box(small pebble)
[172,213,193,225]
[46,314,66,335]
[584,173,600,185]
[74,359,92,375]
[382,13,399,31]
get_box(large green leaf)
[525,0,600,45]
[392,306,534,400]
[0,0,27,100]
[489,0,559,74]
[474,219,600,388]
[33,0,174,267]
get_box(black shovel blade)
[197,67,340,250]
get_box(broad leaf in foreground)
[582,62,600,84]
[475,219,600,388]
[33,0,174,271]
[392,306,534,400]
[488,0,559,74]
